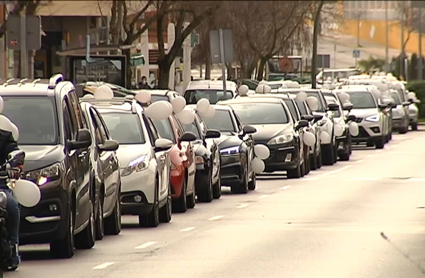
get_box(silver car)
[389,90,410,134]
[407,91,420,130]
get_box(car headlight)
[365,114,380,122]
[121,155,148,177]
[25,163,61,186]
[220,146,240,155]
[267,133,293,145]
[195,156,205,164]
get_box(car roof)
[149,90,179,96]
[334,87,370,93]
[187,104,232,112]
[80,97,144,114]
[248,93,292,100]
[275,88,321,93]
[186,80,238,92]
[0,76,73,97]
[219,97,283,105]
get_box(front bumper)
[351,123,382,143]
[255,141,298,172]
[19,178,69,245]
[392,118,404,129]
[220,154,243,185]
[120,167,156,216]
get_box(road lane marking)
[236,204,249,208]
[367,154,374,157]
[406,178,425,182]
[180,227,196,232]
[302,177,321,181]
[356,160,363,163]
[350,177,378,181]
[376,150,383,153]
[259,195,269,199]
[135,241,157,249]
[209,215,224,221]
[280,186,291,190]
[93,262,115,270]
[318,166,351,177]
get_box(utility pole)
[311,0,324,89]
[400,11,405,79]
[385,0,389,71]
[418,7,423,80]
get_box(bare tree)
[394,1,415,52]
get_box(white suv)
[183,80,237,104]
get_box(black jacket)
[0,129,19,166]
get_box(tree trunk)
[123,48,132,88]
[205,50,211,79]
[311,1,324,89]
[157,58,173,89]
[256,57,267,81]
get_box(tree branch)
[128,0,154,34]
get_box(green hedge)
[406,81,425,119]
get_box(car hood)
[212,134,242,150]
[20,145,64,172]
[350,108,379,118]
[116,144,151,168]
[251,124,293,141]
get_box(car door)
[144,116,170,202]
[232,109,254,175]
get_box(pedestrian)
[138,76,151,89]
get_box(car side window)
[62,100,74,141]
[64,96,78,135]
[151,118,176,143]
[172,115,185,138]
[89,108,105,145]
[143,115,160,146]
[94,109,111,140]
[231,111,243,132]
[69,90,86,129]
[195,113,207,135]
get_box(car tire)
[212,167,222,199]
[411,122,418,131]
[399,126,408,134]
[248,170,256,190]
[139,179,159,227]
[173,175,187,213]
[310,151,317,170]
[231,159,249,193]
[287,150,302,179]
[316,146,322,169]
[321,144,334,166]
[186,190,196,209]
[95,190,104,240]
[197,169,213,203]
[50,201,74,259]
[74,197,96,250]
[104,189,121,235]
[375,136,385,149]
[159,183,172,223]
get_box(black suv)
[0,75,95,258]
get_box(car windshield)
[286,91,325,112]
[182,122,201,139]
[391,91,401,105]
[325,97,341,117]
[344,92,377,109]
[184,89,234,104]
[203,110,236,133]
[295,100,308,115]
[1,96,58,145]
[229,103,289,125]
[100,112,146,144]
[151,95,169,103]
[282,99,299,121]
[151,118,176,143]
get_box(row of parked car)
[0,72,416,260]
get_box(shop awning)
[56,44,133,56]
[130,54,145,66]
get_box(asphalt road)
[8,129,425,278]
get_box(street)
[9,129,425,278]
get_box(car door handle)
[78,151,87,158]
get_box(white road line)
[280,185,291,190]
[318,166,352,177]
[180,227,196,232]
[259,195,269,199]
[209,215,224,221]
[302,177,321,181]
[376,150,383,153]
[350,177,379,181]
[406,178,425,182]
[236,204,249,209]
[93,262,115,270]
[135,241,157,249]
[367,154,374,157]
[356,160,363,163]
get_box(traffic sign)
[7,15,42,50]
[353,49,360,58]
[190,32,199,48]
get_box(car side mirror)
[242,125,257,135]
[378,104,388,110]
[346,115,356,122]
[180,132,197,142]
[342,103,353,111]
[205,129,221,139]
[99,139,119,151]
[313,114,323,123]
[327,103,340,111]
[68,129,92,150]
[402,101,410,107]
[301,115,314,121]
[295,120,309,130]
[154,138,173,152]
[391,103,397,108]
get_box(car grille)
[354,117,363,123]
[352,126,369,138]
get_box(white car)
[389,89,410,134]
[81,96,173,228]
[407,91,420,130]
[183,80,237,104]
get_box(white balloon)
[82,94,95,99]
[201,105,216,118]
[145,101,172,120]
[0,95,3,113]
[349,122,359,137]
[135,90,151,103]
[259,80,268,85]
[164,101,173,116]
[306,96,319,111]
[334,124,344,137]
[94,85,114,100]
[339,92,350,103]
[197,98,210,113]
[171,96,186,113]
[176,108,195,124]
[251,157,265,174]
[254,144,270,160]
[238,85,249,96]
[13,179,41,207]
[408,92,416,99]
[303,131,316,147]
[320,131,330,144]
[255,84,271,94]
[296,91,308,102]
[10,122,19,141]
[0,115,13,133]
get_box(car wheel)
[316,145,322,169]
[74,197,96,249]
[173,175,187,213]
[186,188,196,209]
[411,122,418,131]
[139,178,159,227]
[231,157,249,193]
[304,151,310,175]
[159,183,172,223]
[321,144,334,166]
[50,201,75,258]
[95,191,104,240]
[212,166,222,199]
[310,151,317,170]
[104,188,121,235]
[197,169,213,203]
[287,150,302,179]
[375,136,385,149]
[399,126,408,134]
